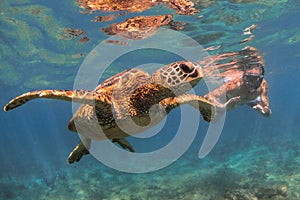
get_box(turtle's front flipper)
[159,94,217,122]
[160,94,242,122]
[112,138,135,152]
[68,140,91,164]
[4,89,102,112]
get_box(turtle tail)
[4,90,95,112]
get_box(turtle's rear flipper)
[4,89,107,112]
[68,141,90,164]
[112,138,135,152]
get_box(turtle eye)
[179,63,193,73]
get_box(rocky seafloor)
[1,138,299,200]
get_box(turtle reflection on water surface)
[77,0,197,15]
[102,14,173,40]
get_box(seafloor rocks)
[224,185,288,200]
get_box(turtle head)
[152,61,203,94]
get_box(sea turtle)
[4,61,235,164]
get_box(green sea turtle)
[4,61,235,164]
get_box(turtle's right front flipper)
[159,94,241,122]
[159,94,217,122]
[4,90,105,112]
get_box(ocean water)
[0,0,300,199]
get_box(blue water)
[1,0,300,199]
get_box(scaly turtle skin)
[4,61,235,164]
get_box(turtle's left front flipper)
[159,94,217,122]
[4,89,107,112]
